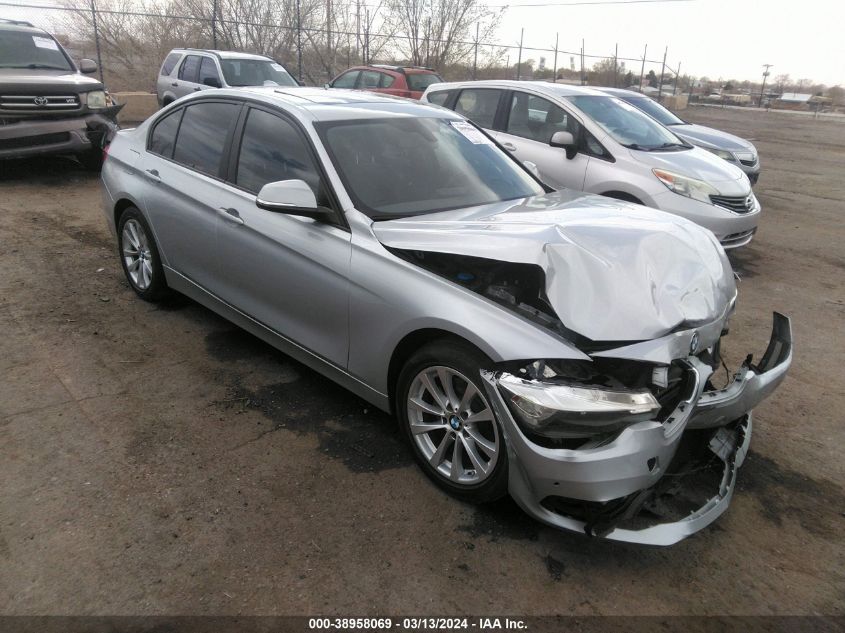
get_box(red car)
[326,64,443,100]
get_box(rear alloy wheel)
[118,207,167,301]
[398,341,508,502]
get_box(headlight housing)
[652,168,720,204]
[85,90,107,109]
[498,373,661,439]
[705,147,735,162]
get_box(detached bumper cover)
[482,312,792,545]
[0,105,122,160]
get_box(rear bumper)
[482,312,792,546]
[0,108,121,160]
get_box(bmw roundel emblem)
[689,332,700,355]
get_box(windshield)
[406,72,442,92]
[219,59,297,87]
[566,95,687,151]
[317,117,545,219]
[0,30,73,71]
[621,95,685,126]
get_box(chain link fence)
[1,0,684,95]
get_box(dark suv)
[326,64,442,100]
[0,18,122,169]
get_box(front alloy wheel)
[397,340,508,503]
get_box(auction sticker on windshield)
[32,36,59,50]
[450,121,493,145]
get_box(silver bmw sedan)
[101,87,791,545]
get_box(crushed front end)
[481,312,792,545]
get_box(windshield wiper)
[651,142,689,151]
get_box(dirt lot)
[1,106,843,617]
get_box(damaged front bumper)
[481,312,792,546]
[0,105,122,160]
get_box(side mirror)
[523,160,541,179]
[256,180,331,221]
[324,82,331,89]
[203,77,222,88]
[550,130,578,159]
[79,58,98,74]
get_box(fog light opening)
[647,457,658,472]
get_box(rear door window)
[172,101,240,177]
[505,92,578,143]
[379,73,395,88]
[178,55,201,83]
[454,89,502,129]
[198,57,221,87]
[332,71,359,88]
[160,52,182,76]
[148,109,183,158]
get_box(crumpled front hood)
[673,123,755,153]
[374,191,736,342]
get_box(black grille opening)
[0,132,71,150]
[710,194,754,214]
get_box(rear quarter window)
[148,109,183,158]
[160,52,181,76]
[426,90,451,106]
[407,73,443,92]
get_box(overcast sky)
[2,0,842,85]
[495,0,844,85]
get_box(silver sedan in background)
[597,87,761,185]
[101,88,791,545]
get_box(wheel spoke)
[409,396,444,417]
[450,435,462,481]
[420,372,449,413]
[429,432,452,467]
[458,382,479,413]
[437,367,460,410]
[127,258,140,273]
[466,406,494,425]
[460,434,488,475]
[464,425,497,457]
[409,421,447,435]
[126,223,141,249]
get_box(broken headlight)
[498,373,661,439]
[85,90,108,109]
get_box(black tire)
[396,339,508,503]
[117,206,168,302]
[77,148,103,171]
[602,191,643,205]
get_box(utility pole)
[364,8,370,65]
[553,32,558,81]
[638,43,646,92]
[90,0,104,83]
[211,0,218,48]
[657,45,667,99]
[580,38,585,85]
[327,0,332,81]
[673,62,680,95]
[759,63,773,107]
[613,43,618,87]
[355,0,360,62]
[472,23,479,80]
[296,0,303,82]
[516,28,524,81]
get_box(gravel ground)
[0,105,843,617]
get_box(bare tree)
[381,0,501,69]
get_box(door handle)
[171,82,178,87]
[218,207,245,225]
[193,87,201,91]
[144,168,161,183]
[501,142,517,152]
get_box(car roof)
[171,48,272,62]
[183,86,462,122]
[0,19,49,35]
[426,80,608,98]
[594,87,645,98]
